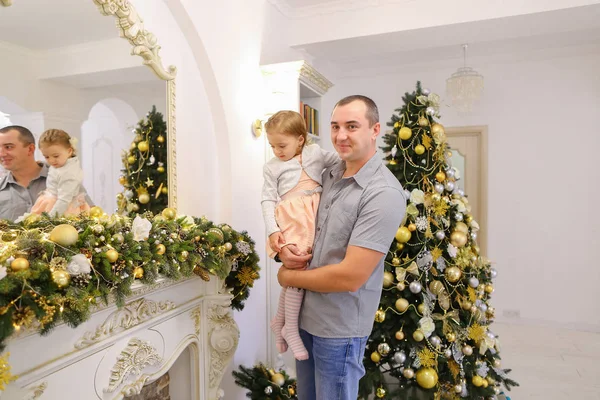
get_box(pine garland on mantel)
[0,207,260,354]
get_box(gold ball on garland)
[395,298,409,312]
[127,155,136,164]
[432,193,441,202]
[52,270,70,288]
[89,206,104,218]
[416,367,438,389]
[398,127,412,140]
[106,249,119,263]
[413,330,425,342]
[450,231,468,247]
[156,244,166,255]
[178,250,189,261]
[403,368,415,379]
[445,266,462,283]
[371,351,381,363]
[162,207,177,220]
[435,171,446,182]
[454,384,463,393]
[472,375,484,387]
[395,226,411,243]
[374,309,386,323]
[224,242,233,251]
[137,141,149,152]
[431,123,445,136]
[376,387,386,398]
[392,257,400,266]
[288,387,295,396]
[462,300,473,311]
[377,342,391,356]
[396,243,405,251]
[418,117,429,127]
[157,166,165,173]
[465,214,473,223]
[383,271,395,288]
[11,257,30,272]
[134,134,142,142]
[133,267,144,279]
[271,373,285,386]
[130,142,137,150]
[49,224,79,246]
[482,379,488,388]
[138,193,150,204]
[454,222,469,234]
[395,330,405,340]
[396,282,405,291]
[161,187,168,194]
[429,280,444,295]
[408,223,416,232]
[417,303,426,314]
[446,332,457,342]
[119,176,127,185]
[485,284,494,294]
[157,135,165,143]
[462,345,473,356]
[414,144,425,155]
[113,233,124,244]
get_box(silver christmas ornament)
[434,183,445,193]
[462,345,473,356]
[409,281,422,294]
[430,336,441,347]
[435,230,446,240]
[471,232,478,240]
[444,349,452,358]
[391,145,398,158]
[422,88,431,95]
[264,386,273,395]
[393,351,407,364]
[455,212,464,221]
[479,303,488,312]
[445,182,455,192]
[491,268,498,278]
[446,168,455,178]
[426,106,435,116]
[457,189,465,196]
[469,277,479,288]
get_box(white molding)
[267,0,415,19]
[105,338,162,393]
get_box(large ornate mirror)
[0,0,176,215]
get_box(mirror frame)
[1,0,178,209]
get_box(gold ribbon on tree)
[395,262,419,282]
[432,310,460,336]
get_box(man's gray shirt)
[300,152,407,338]
[0,164,48,221]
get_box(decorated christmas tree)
[117,106,168,215]
[359,82,517,399]
[233,363,297,399]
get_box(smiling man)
[276,95,407,400]
[0,125,49,221]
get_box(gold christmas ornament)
[454,222,469,234]
[162,207,177,220]
[450,231,468,247]
[416,367,439,389]
[133,267,144,279]
[472,375,484,387]
[431,123,445,136]
[376,387,386,398]
[462,345,473,356]
[224,242,233,251]
[52,270,70,288]
[127,155,136,164]
[157,135,165,143]
[134,134,142,142]
[414,144,425,155]
[485,284,494,294]
[395,227,411,243]
[418,117,429,127]
[435,171,446,182]
[395,298,409,312]
[392,257,401,266]
[138,193,150,204]
[371,351,381,363]
[49,224,79,246]
[374,309,386,323]
[161,187,168,194]
[179,250,189,261]
[119,176,127,185]
[89,206,104,218]
[130,142,137,150]
[417,303,426,314]
[413,330,425,342]
[271,373,285,386]
[396,243,405,250]
[399,127,412,140]
[396,282,405,291]
[403,368,415,379]
[11,257,30,272]
[156,244,166,255]
[408,223,417,232]
[429,280,444,295]
[383,271,395,288]
[137,141,149,152]
[105,249,119,263]
[445,266,462,283]
[157,166,165,173]
[288,387,295,396]
[395,330,405,340]
[132,203,140,211]
[446,332,457,342]
[462,300,473,311]
[465,214,473,223]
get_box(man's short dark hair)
[334,95,379,127]
[0,125,35,145]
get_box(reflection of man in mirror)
[0,125,93,221]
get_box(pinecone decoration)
[193,266,211,281]
[72,273,91,288]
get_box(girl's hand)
[269,232,285,252]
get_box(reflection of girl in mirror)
[31,129,90,217]
[261,111,339,360]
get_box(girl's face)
[267,131,305,161]
[41,144,73,168]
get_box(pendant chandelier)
[446,44,483,113]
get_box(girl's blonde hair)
[38,129,76,156]
[264,110,308,148]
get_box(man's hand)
[279,244,311,270]
[268,232,285,253]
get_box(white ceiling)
[0,0,116,50]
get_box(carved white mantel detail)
[106,338,162,393]
[75,298,176,349]
[207,299,240,394]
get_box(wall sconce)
[252,119,263,137]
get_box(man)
[0,125,49,221]
[277,95,407,399]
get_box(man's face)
[0,129,35,172]
[330,100,380,164]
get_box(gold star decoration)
[431,247,443,261]
[146,178,154,187]
[417,348,437,368]
[467,287,477,303]
[467,323,487,342]
[422,133,433,149]
[237,266,258,286]
[432,200,449,217]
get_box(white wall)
[322,43,600,331]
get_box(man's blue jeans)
[296,329,368,400]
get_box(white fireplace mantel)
[1,277,239,400]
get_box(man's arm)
[278,245,384,292]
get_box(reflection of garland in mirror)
[0,209,260,355]
[118,106,168,215]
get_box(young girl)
[31,129,90,217]
[261,110,339,360]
